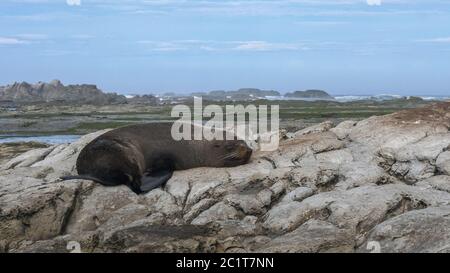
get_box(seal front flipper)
[139,169,173,193]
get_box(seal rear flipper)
[138,169,173,193]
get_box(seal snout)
[237,142,253,163]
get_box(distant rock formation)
[0,80,126,105]
[126,95,158,105]
[192,88,281,101]
[284,90,334,100]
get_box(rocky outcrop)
[126,95,158,105]
[0,80,126,105]
[192,89,281,101]
[0,102,449,253]
[284,90,334,100]
[0,142,49,165]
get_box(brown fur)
[65,122,252,194]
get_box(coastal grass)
[0,99,434,135]
[70,121,136,132]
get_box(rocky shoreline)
[0,102,449,253]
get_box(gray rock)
[330,120,357,140]
[416,175,450,193]
[0,80,126,105]
[2,146,56,170]
[259,220,353,253]
[280,187,314,203]
[225,194,266,215]
[437,151,450,175]
[191,202,241,225]
[1,103,450,253]
[284,90,334,100]
[263,184,450,234]
[359,206,450,253]
[291,121,334,138]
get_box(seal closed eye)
[61,122,252,194]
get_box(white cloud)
[138,41,188,51]
[138,40,307,52]
[15,34,48,40]
[5,0,445,18]
[234,41,301,51]
[40,49,75,56]
[0,37,26,45]
[366,0,382,6]
[419,37,450,43]
[66,0,81,6]
[71,34,94,40]
[0,34,48,45]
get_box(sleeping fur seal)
[61,122,252,194]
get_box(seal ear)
[139,169,173,193]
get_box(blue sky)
[1,0,450,95]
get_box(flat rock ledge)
[1,103,450,253]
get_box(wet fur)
[61,122,252,194]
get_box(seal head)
[207,139,253,167]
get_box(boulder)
[1,102,450,253]
[359,206,450,253]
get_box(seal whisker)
[221,152,239,160]
[220,152,236,159]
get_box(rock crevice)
[1,102,450,253]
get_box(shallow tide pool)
[0,135,81,145]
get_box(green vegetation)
[69,121,135,133]
[20,121,38,128]
[0,98,435,136]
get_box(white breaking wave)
[266,94,449,102]
[419,96,450,101]
[334,94,450,102]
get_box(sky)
[1,0,450,95]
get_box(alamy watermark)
[170,97,280,151]
[66,241,82,253]
[366,241,382,253]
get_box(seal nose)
[236,143,247,157]
[241,143,252,162]
[246,146,253,154]
[246,146,253,158]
